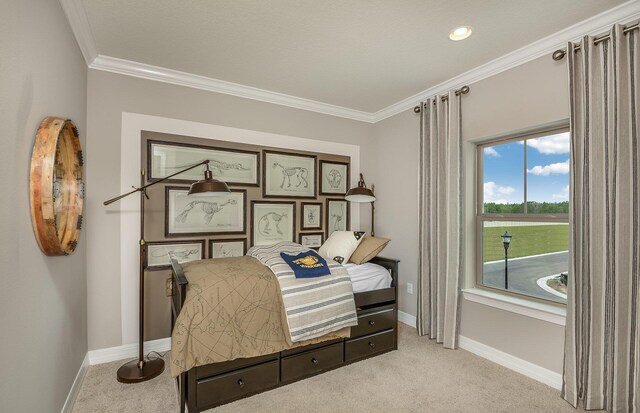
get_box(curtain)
[416,91,464,349]
[563,24,640,412]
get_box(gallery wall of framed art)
[141,130,352,267]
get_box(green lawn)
[483,224,569,262]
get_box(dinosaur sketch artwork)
[151,248,200,260]
[258,211,288,236]
[306,209,317,224]
[175,199,237,225]
[214,245,243,258]
[326,168,343,189]
[330,204,344,232]
[168,158,249,177]
[272,162,309,189]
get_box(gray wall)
[86,70,375,350]
[370,109,420,317]
[0,0,88,411]
[372,54,570,373]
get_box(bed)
[170,247,399,413]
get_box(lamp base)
[116,357,164,384]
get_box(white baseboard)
[61,353,89,413]
[62,338,172,412]
[458,335,563,390]
[398,310,417,328]
[88,337,172,365]
[395,310,562,390]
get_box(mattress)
[343,262,393,293]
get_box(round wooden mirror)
[30,117,84,256]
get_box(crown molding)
[89,55,376,123]
[371,0,640,123]
[60,0,98,64]
[62,0,640,124]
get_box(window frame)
[475,124,570,305]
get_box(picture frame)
[319,160,350,195]
[300,202,322,230]
[326,198,350,238]
[148,140,259,186]
[209,238,247,259]
[299,232,324,249]
[263,150,316,198]
[146,240,205,270]
[165,187,246,237]
[251,201,296,246]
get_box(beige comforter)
[170,256,349,377]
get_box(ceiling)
[81,0,625,113]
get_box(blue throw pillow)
[280,250,331,278]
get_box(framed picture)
[300,202,322,230]
[326,198,350,237]
[165,187,246,237]
[299,232,324,249]
[209,238,247,259]
[148,140,259,186]
[320,160,349,195]
[263,150,316,198]
[146,240,205,270]
[251,201,295,246]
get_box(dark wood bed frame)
[171,256,399,412]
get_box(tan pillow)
[349,236,390,264]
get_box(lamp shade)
[345,173,376,203]
[345,186,376,203]
[188,168,230,196]
[501,231,512,245]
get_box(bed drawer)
[195,353,278,379]
[195,360,279,408]
[281,342,343,382]
[345,329,395,363]
[281,338,343,357]
[351,306,395,338]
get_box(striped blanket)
[247,242,358,343]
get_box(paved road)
[483,251,568,303]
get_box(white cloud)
[484,147,500,157]
[484,181,515,203]
[527,159,570,176]
[526,132,570,154]
[552,185,570,200]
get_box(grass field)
[483,224,569,262]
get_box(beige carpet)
[73,325,594,413]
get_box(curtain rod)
[552,23,638,61]
[413,86,470,113]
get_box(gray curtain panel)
[563,24,640,412]
[416,91,464,349]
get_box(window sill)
[461,288,566,326]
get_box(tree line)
[484,201,569,214]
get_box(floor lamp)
[345,173,376,236]
[103,160,230,383]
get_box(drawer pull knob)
[312,358,319,365]
[237,379,245,388]
[368,320,376,326]
[368,342,375,348]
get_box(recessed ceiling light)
[449,26,473,41]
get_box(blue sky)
[483,132,570,204]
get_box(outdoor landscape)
[482,221,569,262]
[482,132,570,303]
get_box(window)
[477,127,569,304]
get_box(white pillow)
[319,231,365,264]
